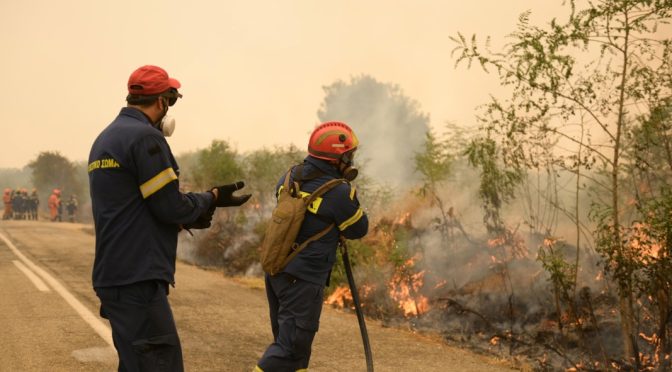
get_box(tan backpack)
[260,166,346,275]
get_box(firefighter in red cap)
[88,65,251,371]
[2,188,11,220]
[48,189,61,221]
[255,121,369,372]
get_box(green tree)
[414,129,454,243]
[318,75,430,189]
[28,151,83,203]
[191,140,243,189]
[453,0,672,364]
[624,99,672,367]
[242,145,305,214]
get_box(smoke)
[174,72,638,368]
[318,75,430,189]
[177,209,265,277]
[341,160,620,369]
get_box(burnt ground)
[0,220,518,371]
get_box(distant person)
[88,65,251,371]
[29,189,39,220]
[2,188,12,220]
[12,189,24,220]
[255,121,369,372]
[57,193,63,221]
[21,189,29,219]
[66,194,78,222]
[48,189,61,222]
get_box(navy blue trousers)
[257,273,324,372]
[96,280,183,372]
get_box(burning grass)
[181,189,672,371]
[320,207,672,371]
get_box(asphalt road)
[0,220,516,372]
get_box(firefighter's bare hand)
[211,181,252,207]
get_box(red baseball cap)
[127,65,181,95]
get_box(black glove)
[182,206,215,231]
[211,181,252,207]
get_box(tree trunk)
[613,10,638,366]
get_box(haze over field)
[0,0,571,168]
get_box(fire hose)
[339,237,374,372]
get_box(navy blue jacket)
[278,156,368,285]
[89,107,213,288]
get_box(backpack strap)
[281,165,300,197]
[305,178,347,206]
[281,223,335,269]
[281,178,348,268]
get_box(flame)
[388,255,430,317]
[487,237,505,247]
[325,286,352,308]
[639,332,658,344]
[395,212,412,225]
[627,222,664,260]
[542,237,557,247]
[433,279,448,289]
[486,228,528,259]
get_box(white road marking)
[0,231,114,347]
[12,260,50,292]
[71,346,117,363]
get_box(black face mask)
[338,157,357,181]
[340,163,358,181]
[338,150,358,181]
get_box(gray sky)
[0,0,571,168]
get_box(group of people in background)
[3,188,78,222]
[2,188,39,220]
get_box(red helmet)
[308,121,359,162]
[53,189,61,196]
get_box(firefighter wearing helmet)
[2,188,11,220]
[255,121,369,372]
[29,188,39,220]
[48,189,61,222]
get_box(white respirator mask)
[159,115,176,137]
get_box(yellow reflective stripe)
[298,191,323,213]
[139,167,178,199]
[276,186,323,214]
[296,369,308,372]
[349,185,356,200]
[339,207,363,231]
[253,366,264,372]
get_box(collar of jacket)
[119,107,154,126]
[304,156,342,179]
